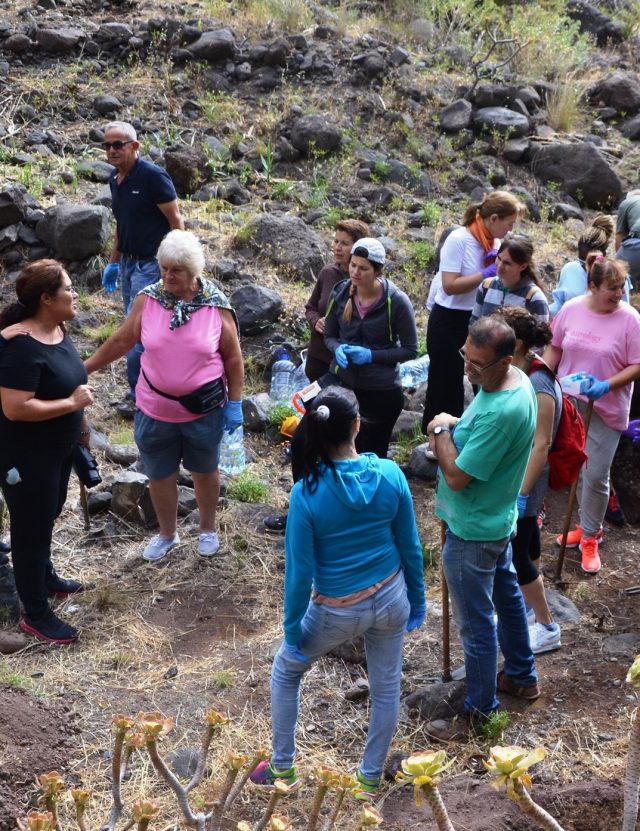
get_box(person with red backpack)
[543,255,640,575]
[498,308,563,654]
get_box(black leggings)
[291,385,405,481]
[422,303,471,432]
[1,447,73,618]
[510,516,540,586]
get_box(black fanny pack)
[142,370,226,415]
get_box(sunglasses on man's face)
[103,140,134,151]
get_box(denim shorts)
[134,408,224,479]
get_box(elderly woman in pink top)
[85,230,244,562]
[543,254,640,576]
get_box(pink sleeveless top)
[136,298,225,423]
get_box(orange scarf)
[467,214,497,254]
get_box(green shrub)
[226,471,269,503]
[267,403,298,428]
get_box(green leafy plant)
[267,403,297,428]
[226,471,269,503]
[478,710,510,744]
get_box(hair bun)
[316,404,330,421]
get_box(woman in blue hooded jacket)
[251,386,426,801]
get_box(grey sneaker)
[142,533,180,562]
[529,621,561,655]
[197,532,220,557]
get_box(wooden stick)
[555,400,594,582]
[79,482,90,532]
[440,520,452,682]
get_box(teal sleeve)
[391,470,425,606]
[283,485,315,645]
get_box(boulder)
[36,204,111,260]
[567,0,624,45]
[621,115,640,140]
[529,141,622,209]
[0,225,19,251]
[93,95,122,116]
[0,186,28,229]
[473,107,529,138]
[290,114,342,155]
[35,27,85,53]
[473,83,541,112]
[187,28,236,62]
[407,443,437,482]
[239,213,328,282]
[587,72,640,114]
[549,203,584,221]
[439,98,472,133]
[230,284,284,335]
[503,137,530,163]
[75,160,114,183]
[242,393,272,432]
[110,471,157,527]
[406,681,467,721]
[5,33,32,53]
[164,146,208,197]
[391,410,422,440]
[95,22,134,42]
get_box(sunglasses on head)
[103,140,134,151]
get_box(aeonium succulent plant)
[135,712,174,741]
[484,746,545,799]
[396,751,454,806]
[16,811,55,831]
[626,655,640,688]
[36,771,66,802]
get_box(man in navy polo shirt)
[102,120,184,410]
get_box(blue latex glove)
[102,262,119,292]
[581,375,610,401]
[223,400,243,432]
[334,344,349,369]
[344,345,372,365]
[406,602,427,632]
[284,641,309,664]
[623,419,640,444]
[516,493,529,519]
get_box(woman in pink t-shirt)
[543,254,640,575]
[85,230,244,563]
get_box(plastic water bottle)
[292,361,310,393]
[5,467,20,485]
[219,426,246,476]
[398,354,430,388]
[270,348,297,403]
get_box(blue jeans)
[120,256,161,394]
[442,528,537,715]
[270,570,410,780]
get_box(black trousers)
[1,447,73,618]
[510,516,541,586]
[290,384,405,481]
[422,303,471,432]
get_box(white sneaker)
[529,621,561,655]
[142,533,180,562]
[197,532,220,558]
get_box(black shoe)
[20,610,78,644]
[47,575,84,598]
[263,513,287,533]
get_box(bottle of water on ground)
[398,354,430,388]
[219,426,246,476]
[270,348,297,404]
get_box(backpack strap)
[525,285,538,301]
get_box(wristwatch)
[434,425,451,436]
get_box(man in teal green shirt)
[426,316,538,733]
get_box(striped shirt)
[469,277,549,325]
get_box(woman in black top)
[0,260,93,644]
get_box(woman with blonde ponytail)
[550,213,630,315]
[422,190,524,434]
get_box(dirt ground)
[0,428,638,830]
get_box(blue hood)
[324,453,382,511]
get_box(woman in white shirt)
[421,191,524,433]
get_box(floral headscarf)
[140,277,237,331]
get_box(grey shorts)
[134,409,224,480]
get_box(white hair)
[157,230,206,278]
[104,121,137,141]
